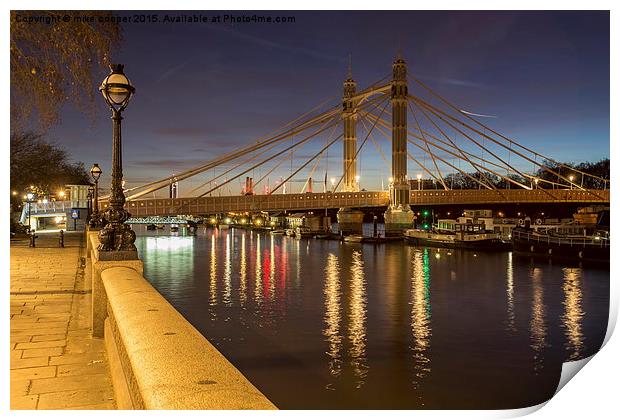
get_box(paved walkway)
[10,233,116,410]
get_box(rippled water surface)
[135,226,609,409]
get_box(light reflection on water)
[410,249,431,387]
[348,250,368,388]
[323,254,342,379]
[562,268,585,360]
[530,268,547,374]
[135,226,609,409]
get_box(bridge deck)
[27,189,609,218]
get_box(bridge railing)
[409,188,609,204]
[91,188,610,217]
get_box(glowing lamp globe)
[99,64,135,110]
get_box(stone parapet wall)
[87,231,276,410]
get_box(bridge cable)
[409,94,598,200]
[409,101,448,190]
[362,111,492,189]
[410,75,608,183]
[333,95,390,193]
[123,105,342,200]
[408,98,503,191]
[359,111,443,184]
[170,114,342,213]
[408,76,606,189]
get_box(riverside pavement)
[10,232,116,410]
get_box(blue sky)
[47,10,609,195]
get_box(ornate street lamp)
[89,163,103,227]
[97,64,138,258]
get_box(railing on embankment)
[86,230,276,410]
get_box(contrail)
[460,109,498,118]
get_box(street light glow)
[417,173,422,180]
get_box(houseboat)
[404,219,510,250]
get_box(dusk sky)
[48,11,609,195]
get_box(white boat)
[295,226,313,238]
[344,234,364,243]
[270,229,285,235]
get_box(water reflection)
[323,253,342,378]
[410,249,432,385]
[269,236,276,300]
[348,250,368,387]
[562,268,585,360]
[136,227,609,409]
[239,233,247,306]
[223,232,232,305]
[530,268,547,373]
[506,252,516,333]
[209,234,217,310]
[255,234,263,305]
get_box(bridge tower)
[337,63,364,234]
[342,68,358,192]
[384,56,415,236]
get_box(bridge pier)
[336,207,363,235]
[385,56,414,236]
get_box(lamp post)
[26,192,35,231]
[330,177,336,193]
[97,64,138,258]
[417,173,422,190]
[569,175,574,190]
[87,185,94,223]
[355,175,360,191]
[89,163,102,227]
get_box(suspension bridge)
[26,56,609,234]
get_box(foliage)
[10,11,122,132]
[534,159,609,189]
[10,132,90,204]
[427,159,609,190]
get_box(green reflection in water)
[411,248,432,387]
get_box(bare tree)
[10,11,122,132]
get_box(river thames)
[135,226,609,409]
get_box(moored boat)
[344,234,364,243]
[511,228,609,262]
[270,229,285,235]
[295,226,313,238]
[405,219,510,251]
